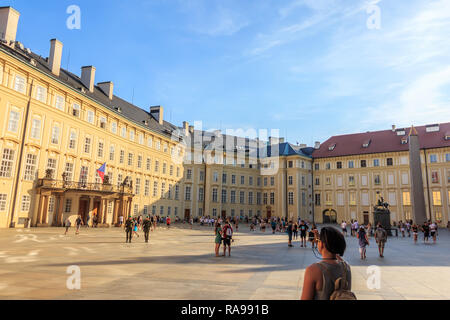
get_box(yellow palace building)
[0,6,448,229]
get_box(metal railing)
[38,179,133,194]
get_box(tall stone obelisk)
[408,126,427,224]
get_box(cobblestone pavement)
[0,224,449,300]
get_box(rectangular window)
[72,103,80,117]
[212,188,218,203]
[36,86,47,103]
[21,195,31,212]
[348,161,354,169]
[120,150,125,164]
[87,110,95,124]
[145,180,150,196]
[315,194,321,206]
[361,160,367,168]
[14,75,26,93]
[65,199,72,213]
[46,159,57,179]
[248,192,253,205]
[373,159,380,167]
[432,191,441,206]
[221,189,227,203]
[137,156,142,169]
[241,176,245,185]
[135,178,141,195]
[199,171,204,181]
[30,118,41,140]
[84,137,91,153]
[429,154,437,163]
[128,153,134,166]
[24,154,37,181]
[288,176,293,185]
[0,149,15,178]
[403,192,411,206]
[232,175,236,185]
[387,158,393,166]
[0,194,7,211]
[198,187,204,202]
[270,192,275,205]
[109,146,115,161]
[153,182,158,197]
[79,166,89,184]
[175,185,180,200]
[8,110,20,133]
[51,126,60,144]
[185,186,191,201]
[337,162,342,169]
[431,171,439,184]
[231,191,236,204]
[146,158,151,171]
[55,95,65,110]
[249,176,253,186]
[349,176,355,186]
[288,192,294,205]
[240,191,245,204]
[155,161,159,173]
[69,131,77,149]
[64,162,73,181]
[111,122,117,134]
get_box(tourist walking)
[64,217,71,235]
[309,224,319,249]
[271,219,277,234]
[301,227,355,300]
[167,216,171,229]
[341,221,347,237]
[374,223,387,258]
[357,226,369,260]
[143,217,151,243]
[125,217,134,243]
[406,221,412,237]
[75,215,83,235]
[412,223,419,244]
[214,222,222,257]
[299,220,309,247]
[422,222,430,243]
[293,222,299,240]
[119,215,124,227]
[287,221,294,247]
[430,222,437,243]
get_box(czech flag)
[97,163,106,183]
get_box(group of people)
[214,220,234,257]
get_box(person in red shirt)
[166,217,171,229]
[222,221,233,257]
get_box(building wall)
[0,51,184,228]
[313,148,450,226]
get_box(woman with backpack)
[301,227,355,300]
[357,226,369,260]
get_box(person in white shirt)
[341,221,347,236]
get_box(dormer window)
[401,137,408,145]
[426,124,439,133]
[362,139,371,148]
[328,143,336,151]
[445,132,450,141]
[396,129,406,136]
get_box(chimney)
[81,66,96,93]
[269,136,279,145]
[48,39,63,76]
[98,81,114,100]
[279,138,285,144]
[0,7,20,46]
[189,125,194,134]
[392,125,396,132]
[150,106,164,125]
[183,121,189,135]
[314,141,321,149]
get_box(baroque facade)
[0,6,448,229]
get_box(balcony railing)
[38,179,134,194]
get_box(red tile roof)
[312,122,450,159]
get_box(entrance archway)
[323,209,337,224]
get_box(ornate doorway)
[323,209,337,224]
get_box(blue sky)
[4,0,450,144]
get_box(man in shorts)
[299,220,309,247]
[375,223,387,258]
[287,221,294,247]
[222,221,233,257]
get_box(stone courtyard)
[0,224,449,300]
